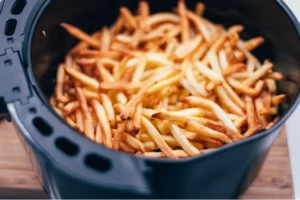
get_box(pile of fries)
[50,0,287,159]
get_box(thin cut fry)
[142,117,177,158]
[91,100,113,148]
[170,124,200,156]
[75,87,94,140]
[61,23,100,49]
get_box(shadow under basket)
[0,0,299,198]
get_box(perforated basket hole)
[33,117,53,136]
[55,137,79,156]
[5,19,17,36]
[11,0,27,15]
[85,154,112,172]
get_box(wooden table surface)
[0,120,294,199]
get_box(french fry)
[91,99,113,148]
[265,79,277,93]
[146,13,180,27]
[119,141,136,153]
[243,97,263,138]
[266,72,283,80]
[175,35,203,60]
[243,62,274,87]
[186,10,211,42]
[178,0,190,42]
[185,121,233,144]
[228,79,265,97]
[184,96,237,130]
[195,2,206,16]
[194,62,223,85]
[171,124,200,156]
[75,87,94,140]
[132,56,147,83]
[222,64,246,77]
[100,27,111,51]
[142,117,177,158]
[133,103,143,133]
[244,37,265,51]
[138,0,150,32]
[78,50,121,59]
[95,124,103,144]
[272,94,287,106]
[120,7,137,29]
[55,64,70,103]
[119,132,145,152]
[65,67,99,90]
[96,61,114,82]
[219,50,229,69]
[61,23,100,49]
[100,94,116,128]
[63,101,79,116]
[142,150,189,158]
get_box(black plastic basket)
[0,0,299,198]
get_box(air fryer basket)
[0,0,300,198]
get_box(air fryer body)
[0,0,300,199]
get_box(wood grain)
[0,121,294,199]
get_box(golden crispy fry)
[185,121,233,144]
[222,64,246,77]
[259,107,278,116]
[195,2,206,16]
[141,150,189,158]
[243,62,274,87]
[266,72,283,80]
[100,94,116,128]
[138,0,150,32]
[55,64,70,103]
[91,99,113,148]
[178,0,190,42]
[175,35,203,60]
[185,65,208,97]
[95,124,103,144]
[194,62,223,85]
[133,103,143,133]
[96,61,114,82]
[75,109,84,133]
[193,42,209,61]
[120,7,137,29]
[186,10,211,42]
[272,94,287,106]
[119,132,145,152]
[171,124,200,156]
[265,79,277,93]
[243,97,263,138]
[146,13,180,27]
[218,50,229,69]
[100,27,111,51]
[244,37,265,51]
[63,101,79,116]
[142,117,177,158]
[119,141,136,153]
[65,116,81,131]
[75,87,94,140]
[78,50,121,59]
[215,86,245,116]
[132,56,147,83]
[65,67,99,90]
[228,79,265,97]
[61,23,100,49]
[184,96,237,130]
